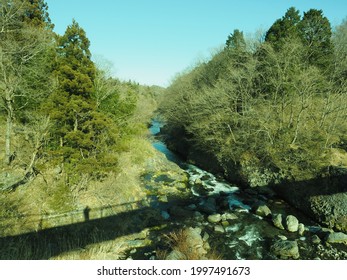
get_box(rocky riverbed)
[119,121,347,260]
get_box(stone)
[193,211,204,219]
[184,227,208,257]
[286,215,299,232]
[277,235,287,241]
[221,221,230,227]
[186,204,197,210]
[272,214,284,230]
[222,212,238,221]
[271,240,300,259]
[194,178,203,185]
[255,205,272,217]
[214,225,225,233]
[311,235,321,244]
[207,214,222,223]
[199,197,217,214]
[166,250,186,260]
[326,232,347,244]
[126,239,151,248]
[161,210,170,220]
[298,223,305,236]
[202,232,210,242]
[158,195,168,203]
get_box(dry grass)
[158,229,223,260]
[329,148,347,167]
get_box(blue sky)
[45,0,347,87]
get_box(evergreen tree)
[265,7,301,50]
[332,18,347,83]
[298,9,333,69]
[47,20,117,176]
[226,29,246,50]
[23,0,53,29]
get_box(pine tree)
[226,29,246,50]
[23,0,53,29]
[47,20,117,176]
[265,7,301,50]
[298,9,333,69]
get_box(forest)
[160,7,347,185]
[1,1,347,260]
[0,0,161,250]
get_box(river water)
[129,120,346,260]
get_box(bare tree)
[0,0,52,165]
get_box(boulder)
[255,205,272,217]
[199,197,217,214]
[311,235,321,244]
[184,227,208,257]
[271,240,300,259]
[207,214,222,223]
[277,235,287,241]
[214,225,225,233]
[298,223,305,235]
[272,214,284,230]
[286,215,299,232]
[274,170,347,233]
[222,212,238,221]
[326,232,347,244]
[166,250,186,260]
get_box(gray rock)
[184,227,208,257]
[272,214,284,230]
[203,232,210,242]
[199,197,217,214]
[126,239,151,248]
[158,195,168,203]
[222,212,238,221]
[326,232,347,244]
[255,205,272,217]
[277,235,288,241]
[207,214,222,223]
[161,210,170,220]
[214,225,225,233]
[271,240,300,259]
[194,178,203,185]
[186,204,197,210]
[286,215,299,232]
[311,235,321,244]
[298,223,305,236]
[166,250,186,260]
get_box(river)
[128,120,346,260]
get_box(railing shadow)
[0,200,168,260]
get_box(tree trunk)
[4,98,13,165]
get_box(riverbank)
[149,120,347,259]
[1,119,346,260]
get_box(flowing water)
[129,120,346,260]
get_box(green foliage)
[23,0,53,29]
[160,8,347,182]
[226,29,246,50]
[265,7,301,50]
[299,9,333,69]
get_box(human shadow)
[0,201,167,260]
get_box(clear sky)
[45,0,347,87]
